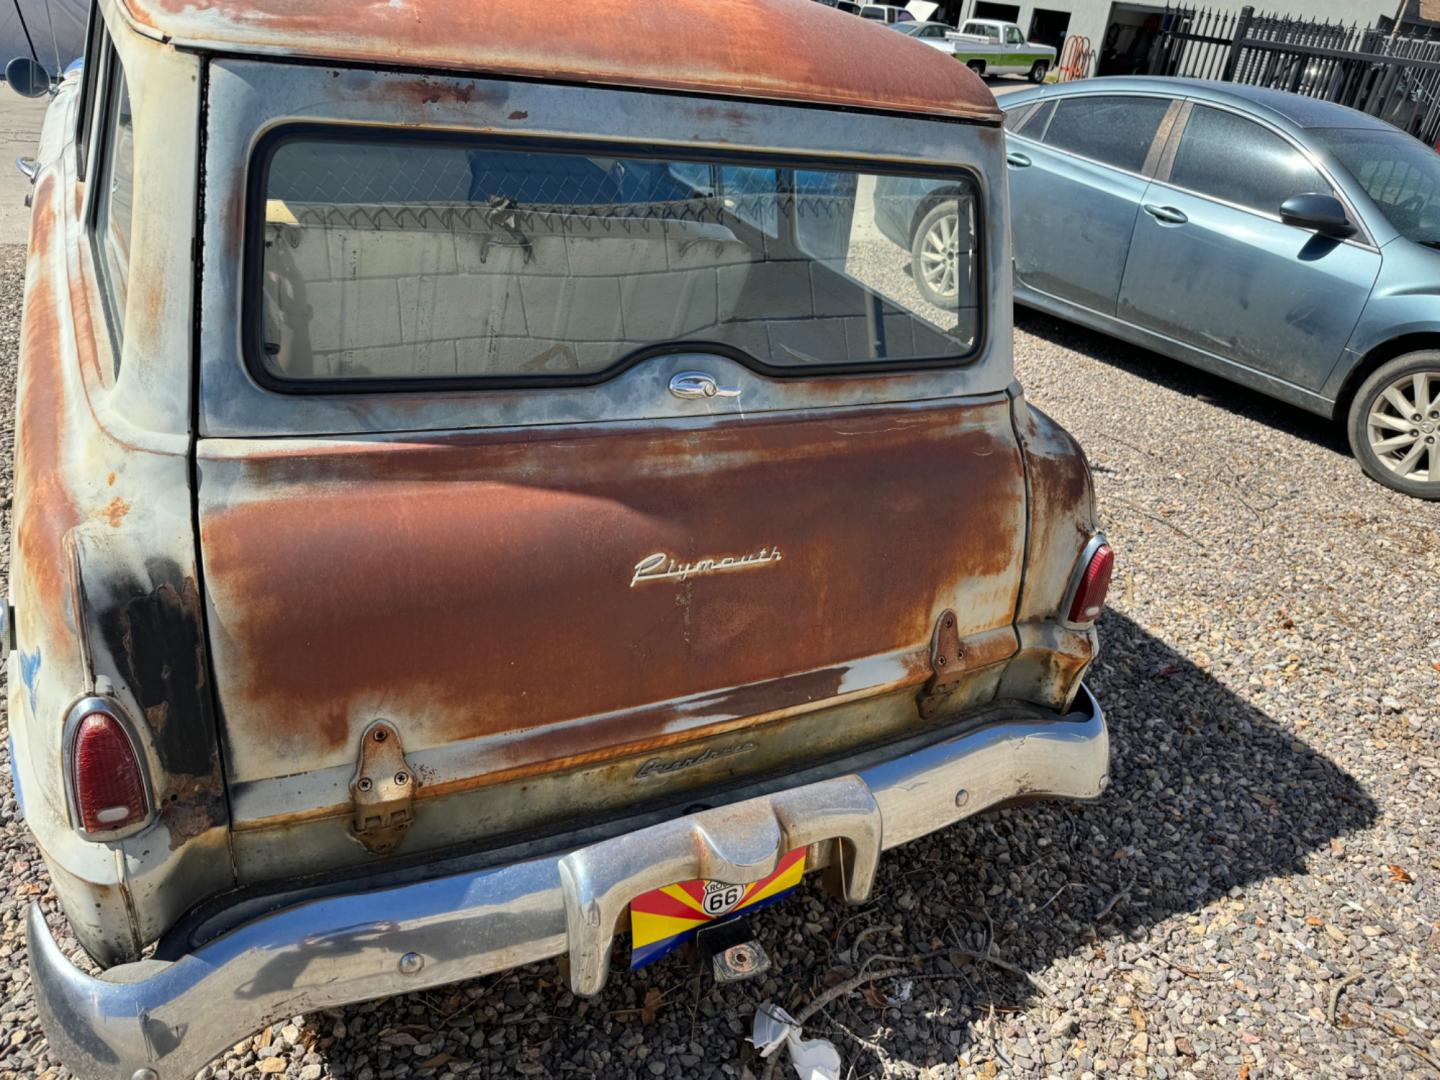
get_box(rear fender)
[7,33,232,966]
[998,389,1100,710]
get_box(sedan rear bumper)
[29,687,1107,1080]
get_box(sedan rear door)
[1008,93,1177,317]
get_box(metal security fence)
[1145,5,1440,146]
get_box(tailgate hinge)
[917,609,968,720]
[349,719,417,855]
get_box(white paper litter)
[751,1003,841,1080]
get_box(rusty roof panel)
[121,0,1001,122]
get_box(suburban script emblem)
[634,742,759,780]
[630,546,783,588]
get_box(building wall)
[946,0,1404,73]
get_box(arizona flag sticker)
[630,848,807,969]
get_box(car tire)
[967,60,986,76]
[1029,60,1049,83]
[1346,351,1440,500]
[910,202,964,311]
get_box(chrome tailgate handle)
[669,370,741,400]
[558,775,881,996]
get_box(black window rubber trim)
[241,122,990,396]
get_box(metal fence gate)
[1145,5,1440,146]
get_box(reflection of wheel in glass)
[1348,353,1440,499]
[1029,60,1049,83]
[911,202,963,310]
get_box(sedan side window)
[1168,105,1326,215]
[1012,99,1056,139]
[1042,95,1171,174]
[1003,103,1036,133]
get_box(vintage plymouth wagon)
[8,0,1112,1076]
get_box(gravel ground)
[0,238,1438,1079]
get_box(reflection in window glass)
[1044,95,1170,173]
[1014,99,1056,138]
[95,64,134,342]
[1314,127,1440,244]
[257,139,981,383]
[1170,106,1325,214]
[1002,104,1036,133]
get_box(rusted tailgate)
[196,396,1026,866]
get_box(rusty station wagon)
[8,1,1114,1076]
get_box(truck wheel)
[911,203,963,311]
[967,60,986,76]
[1346,352,1440,499]
[1029,60,1050,83]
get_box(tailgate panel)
[197,396,1025,826]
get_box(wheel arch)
[1334,332,1440,423]
[908,183,970,245]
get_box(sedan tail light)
[66,702,150,836]
[1066,540,1114,625]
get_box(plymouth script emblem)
[630,546,783,588]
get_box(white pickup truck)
[948,19,1056,81]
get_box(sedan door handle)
[1006,151,1031,168]
[1143,204,1188,225]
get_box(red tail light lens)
[69,709,149,835]
[1067,542,1114,624]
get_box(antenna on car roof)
[7,0,39,65]
[37,0,60,80]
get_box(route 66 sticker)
[701,880,746,917]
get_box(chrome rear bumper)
[29,687,1107,1080]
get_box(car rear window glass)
[253,137,981,386]
[1003,104,1036,133]
[1043,95,1170,173]
[94,59,134,347]
[1169,105,1326,214]
[1009,99,1055,138]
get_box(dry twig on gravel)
[1328,971,1365,1027]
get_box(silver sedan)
[1002,77,1440,499]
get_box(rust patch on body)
[123,0,1001,123]
[1013,401,1097,626]
[14,269,84,645]
[158,775,227,851]
[102,496,130,528]
[201,400,1027,786]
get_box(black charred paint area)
[95,557,223,783]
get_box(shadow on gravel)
[298,610,1378,1078]
[1015,305,1352,458]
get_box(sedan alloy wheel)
[911,203,964,310]
[1366,371,1438,482]
[1348,352,1440,499]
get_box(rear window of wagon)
[247,131,984,391]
